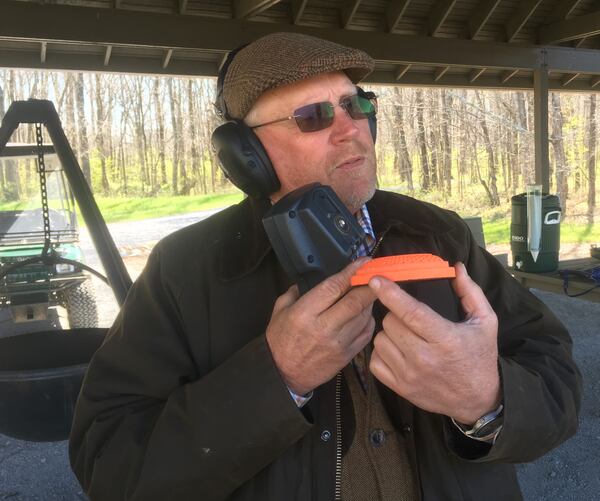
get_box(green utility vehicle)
[0,144,98,328]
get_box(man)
[69,33,581,500]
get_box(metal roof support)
[534,66,550,193]
[104,45,112,66]
[501,69,519,83]
[395,64,411,80]
[561,73,580,86]
[434,66,449,82]
[235,0,281,18]
[162,48,173,69]
[469,0,502,39]
[506,0,543,43]
[547,0,581,22]
[342,0,362,28]
[292,0,309,24]
[469,68,486,82]
[539,10,600,44]
[429,0,457,37]
[387,0,411,32]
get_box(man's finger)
[368,276,449,343]
[451,262,495,319]
[323,285,377,331]
[272,284,300,315]
[298,257,371,313]
[370,344,400,391]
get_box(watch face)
[472,415,504,438]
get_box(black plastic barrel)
[511,193,561,272]
[0,328,106,442]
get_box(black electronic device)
[262,183,367,294]
[210,45,377,199]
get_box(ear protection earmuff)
[211,47,377,200]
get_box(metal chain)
[35,123,52,255]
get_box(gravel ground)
[1,212,598,500]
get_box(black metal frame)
[0,99,132,305]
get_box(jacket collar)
[219,190,454,281]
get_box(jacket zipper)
[333,226,390,500]
[334,372,342,501]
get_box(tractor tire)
[63,280,99,328]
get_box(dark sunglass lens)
[344,95,376,119]
[294,102,334,132]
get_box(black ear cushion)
[211,120,281,199]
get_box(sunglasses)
[250,92,377,133]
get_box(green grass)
[483,219,600,245]
[81,192,245,223]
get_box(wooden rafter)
[234,0,280,19]
[342,0,362,29]
[394,64,411,80]
[539,11,600,44]
[547,0,581,23]
[386,0,411,33]
[429,0,457,37]
[469,68,486,82]
[468,0,501,39]
[434,66,449,81]
[501,69,519,83]
[40,41,47,63]
[506,0,543,43]
[179,0,189,15]
[292,0,309,24]
[162,48,173,69]
[104,45,112,66]
[561,73,580,86]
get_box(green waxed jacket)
[69,190,582,501]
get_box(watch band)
[452,404,504,443]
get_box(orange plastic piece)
[351,253,455,286]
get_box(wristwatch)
[452,404,504,443]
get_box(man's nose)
[330,106,360,142]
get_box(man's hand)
[266,258,377,396]
[368,262,501,425]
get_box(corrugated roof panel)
[121,0,178,14]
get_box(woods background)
[0,69,597,223]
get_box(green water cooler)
[510,193,561,272]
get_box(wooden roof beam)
[342,0,362,29]
[40,41,47,63]
[547,0,581,23]
[506,0,543,43]
[394,64,411,81]
[104,45,112,66]
[113,0,122,8]
[292,0,309,24]
[434,66,449,82]
[162,48,173,69]
[539,11,600,44]
[468,0,502,39]
[234,0,280,19]
[469,68,486,83]
[386,0,411,33]
[561,73,580,86]
[428,0,457,37]
[591,76,600,88]
[179,0,189,15]
[501,69,519,83]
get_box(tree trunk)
[586,94,596,222]
[168,79,179,195]
[153,78,168,186]
[475,91,500,206]
[550,93,568,215]
[415,90,430,192]
[95,74,110,194]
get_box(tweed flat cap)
[221,32,375,120]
